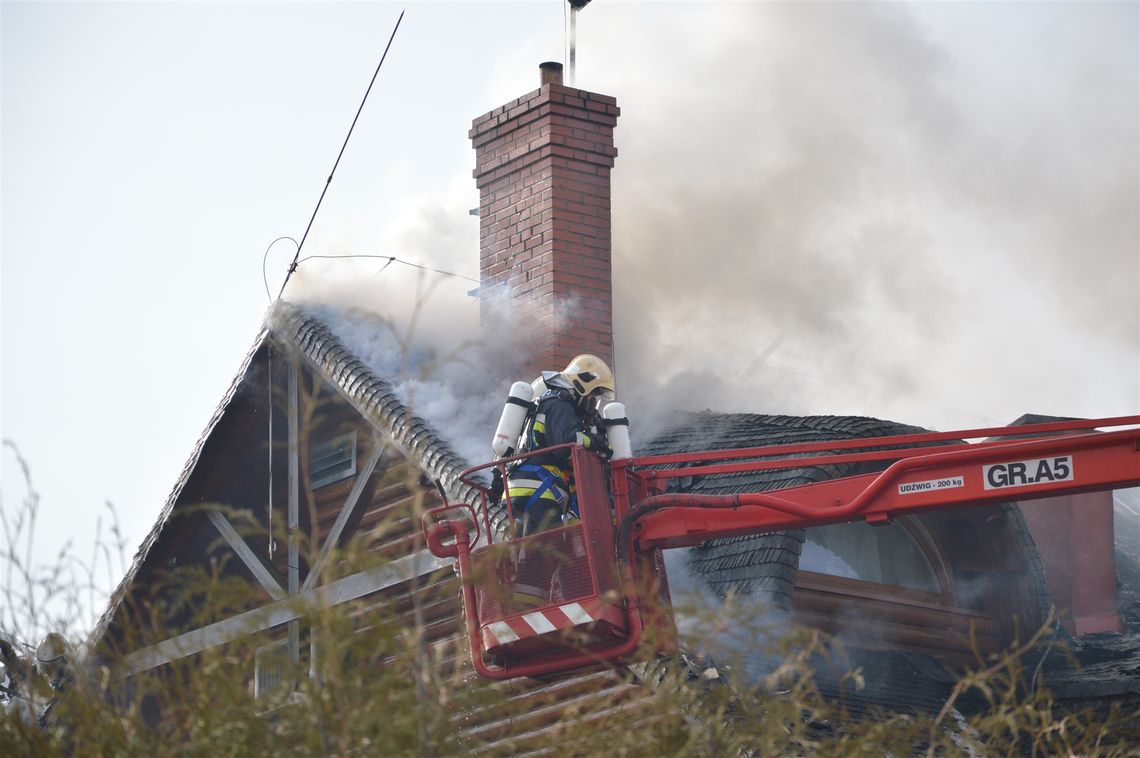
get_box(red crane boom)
[423,415,1140,680]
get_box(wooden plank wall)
[275,405,656,752]
[336,468,656,753]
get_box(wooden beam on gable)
[287,354,302,665]
[287,353,300,595]
[120,549,452,676]
[206,510,287,602]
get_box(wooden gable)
[90,314,651,749]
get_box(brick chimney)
[470,62,619,377]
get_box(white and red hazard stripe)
[481,597,626,651]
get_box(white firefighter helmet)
[561,354,615,399]
[35,633,71,690]
[35,633,68,666]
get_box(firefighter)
[33,633,72,730]
[1,633,72,729]
[507,354,614,606]
[508,354,615,535]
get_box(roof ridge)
[740,412,931,438]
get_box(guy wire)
[276,9,406,302]
[295,253,479,284]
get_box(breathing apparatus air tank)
[492,382,535,459]
[601,402,632,460]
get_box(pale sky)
[3,1,1138,638]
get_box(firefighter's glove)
[489,468,505,504]
[577,431,613,460]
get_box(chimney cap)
[539,61,563,86]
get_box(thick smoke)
[580,2,1139,430]
[284,179,601,466]
[290,3,1136,462]
[287,286,520,470]
[284,176,511,467]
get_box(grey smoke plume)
[582,2,1139,430]
[288,276,517,469]
[284,175,506,466]
[285,177,604,466]
[291,2,1137,459]
[288,283,605,469]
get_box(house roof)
[93,303,1138,716]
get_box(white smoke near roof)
[284,176,583,467]
[287,290,588,472]
[291,296,513,469]
[286,284,593,469]
[284,181,600,468]
[283,176,510,467]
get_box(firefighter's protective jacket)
[507,389,607,532]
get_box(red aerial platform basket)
[422,445,673,680]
